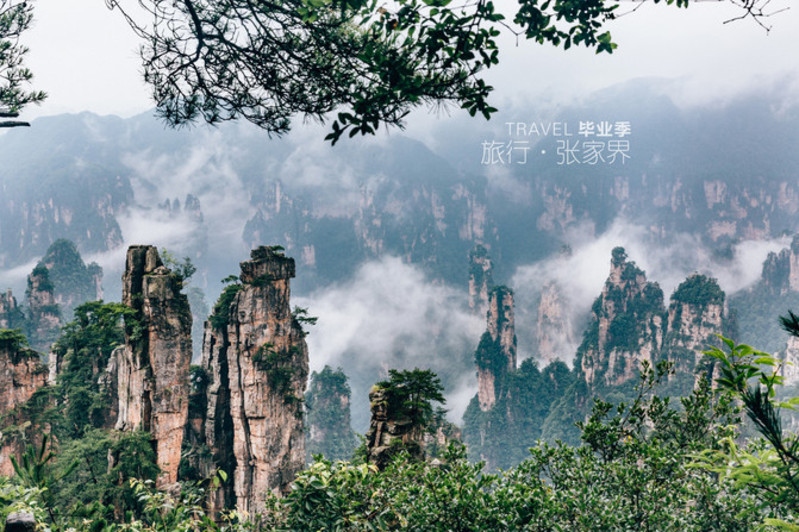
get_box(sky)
[18,0,799,123]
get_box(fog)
[297,256,484,429]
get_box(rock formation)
[536,281,575,365]
[363,375,456,469]
[662,274,725,395]
[0,290,24,330]
[305,366,357,462]
[201,246,308,514]
[25,264,62,354]
[578,247,665,391]
[0,332,47,476]
[35,239,103,320]
[475,286,516,411]
[364,384,423,469]
[114,245,192,488]
[468,245,493,316]
[759,235,799,296]
[781,335,799,388]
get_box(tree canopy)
[1,0,785,135]
[0,0,45,127]
[377,368,446,432]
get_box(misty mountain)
[1,78,798,429]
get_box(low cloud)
[298,256,483,429]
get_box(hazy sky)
[18,0,798,122]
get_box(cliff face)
[241,148,497,290]
[575,250,728,397]
[305,366,357,462]
[536,281,575,365]
[25,265,62,354]
[468,245,493,316]
[761,235,799,295]
[202,247,308,514]
[364,385,423,470]
[0,334,47,476]
[0,290,24,330]
[36,239,103,320]
[578,248,665,392]
[114,246,192,488]
[662,275,725,394]
[475,286,516,412]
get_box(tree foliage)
[0,0,45,127]
[376,368,446,434]
[103,0,783,143]
[698,332,799,528]
[51,301,133,437]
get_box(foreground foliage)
[5,358,784,531]
[3,301,799,530]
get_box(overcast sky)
[17,0,799,122]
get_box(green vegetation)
[0,0,46,126]
[0,328,28,352]
[159,247,197,288]
[0,299,163,527]
[252,342,298,397]
[2,349,798,530]
[3,289,799,531]
[51,301,134,437]
[698,330,799,528]
[376,368,446,437]
[292,306,318,328]
[99,0,773,145]
[671,274,725,306]
[40,240,102,316]
[208,277,243,330]
[464,359,573,469]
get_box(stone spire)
[114,245,192,488]
[202,246,308,514]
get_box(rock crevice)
[201,246,308,514]
[114,245,192,488]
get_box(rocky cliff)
[25,265,62,354]
[305,366,357,462]
[760,235,799,296]
[201,246,308,514]
[578,247,665,392]
[240,141,496,290]
[475,286,516,411]
[468,245,494,316]
[536,281,575,365]
[364,384,423,469]
[662,275,725,395]
[0,332,47,476]
[35,239,103,320]
[114,245,192,488]
[0,290,24,330]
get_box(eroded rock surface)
[476,286,516,411]
[202,246,308,514]
[114,245,192,488]
[0,335,47,476]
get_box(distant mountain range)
[2,78,798,428]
